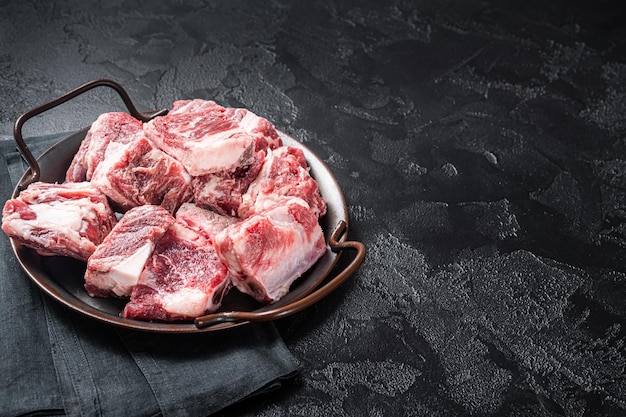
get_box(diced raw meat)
[144,99,282,176]
[239,146,327,219]
[1,182,117,261]
[66,112,143,182]
[84,205,175,298]
[191,150,265,217]
[91,136,192,213]
[175,202,238,242]
[121,221,231,322]
[214,199,326,303]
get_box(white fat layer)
[253,225,309,301]
[160,288,208,317]
[176,203,237,237]
[182,136,254,176]
[27,201,89,234]
[170,221,204,244]
[238,111,281,148]
[103,140,127,160]
[238,111,260,134]
[196,176,221,196]
[228,202,323,301]
[107,242,153,296]
[91,142,133,205]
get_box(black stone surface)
[2,0,626,415]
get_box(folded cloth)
[0,133,299,417]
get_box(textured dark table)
[2,1,626,416]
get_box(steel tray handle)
[194,220,366,329]
[13,78,167,190]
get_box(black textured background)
[2,0,626,415]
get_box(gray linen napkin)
[0,133,299,417]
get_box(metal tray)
[8,79,365,333]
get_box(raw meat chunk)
[66,112,143,182]
[191,150,265,217]
[91,136,192,213]
[239,146,327,219]
[1,182,117,261]
[144,99,282,176]
[121,221,231,322]
[175,202,238,242]
[84,205,175,298]
[214,199,326,303]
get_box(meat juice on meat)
[240,146,327,219]
[84,205,175,298]
[66,112,143,182]
[1,182,117,261]
[214,199,326,303]
[144,99,282,176]
[122,221,231,321]
[91,136,192,213]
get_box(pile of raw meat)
[2,100,327,322]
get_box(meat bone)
[194,219,366,328]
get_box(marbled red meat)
[66,112,143,182]
[144,99,282,176]
[240,146,326,219]
[1,182,117,261]
[84,205,175,298]
[121,221,231,321]
[175,202,238,242]
[191,149,265,217]
[90,136,192,213]
[214,198,326,303]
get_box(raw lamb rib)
[122,221,231,321]
[144,99,282,176]
[91,136,192,213]
[66,112,143,182]
[214,198,326,303]
[239,146,327,219]
[1,182,117,261]
[84,205,175,298]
